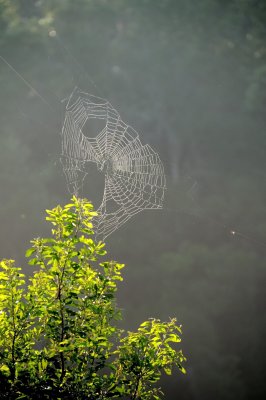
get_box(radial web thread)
[61,87,166,239]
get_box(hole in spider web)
[104,198,120,214]
[83,163,105,209]
[82,117,106,139]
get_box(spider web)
[61,87,166,239]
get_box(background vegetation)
[0,1,266,398]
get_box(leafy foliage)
[0,197,185,399]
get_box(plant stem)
[10,290,16,382]
[132,375,141,400]
[58,268,66,383]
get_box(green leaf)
[25,248,36,257]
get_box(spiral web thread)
[61,87,166,239]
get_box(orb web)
[61,87,166,239]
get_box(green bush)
[0,197,186,399]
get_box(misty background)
[1,1,266,399]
